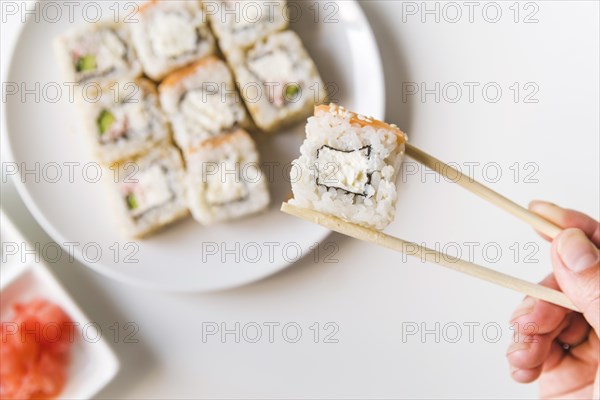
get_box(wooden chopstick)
[405,144,562,239]
[281,202,578,311]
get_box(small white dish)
[0,210,120,399]
[2,0,385,291]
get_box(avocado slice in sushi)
[285,83,300,99]
[75,54,97,72]
[97,110,116,135]
[126,193,138,210]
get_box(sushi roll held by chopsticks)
[130,0,216,81]
[283,105,577,311]
[55,22,141,87]
[81,79,170,165]
[290,104,407,230]
[109,146,189,238]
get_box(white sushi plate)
[1,1,385,291]
[0,210,120,399]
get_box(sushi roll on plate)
[228,30,327,133]
[186,129,270,225]
[130,0,216,81]
[290,104,407,230]
[55,23,141,87]
[81,79,170,165]
[208,0,288,54]
[159,57,250,150]
[109,146,189,238]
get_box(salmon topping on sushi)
[160,57,221,86]
[314,104,406,141]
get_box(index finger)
[529,201,600,246]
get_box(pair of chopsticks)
[281,143,577,312]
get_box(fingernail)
[510,297,536,322]
[529,200,556,208]
[507,341,530,355]
[557,229,600,273]
[510,366,520,374]
[529,200,561,219]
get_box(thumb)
[552,228,600,334]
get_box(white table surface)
[1,1,599,398]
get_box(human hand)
[507,201,600,399]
